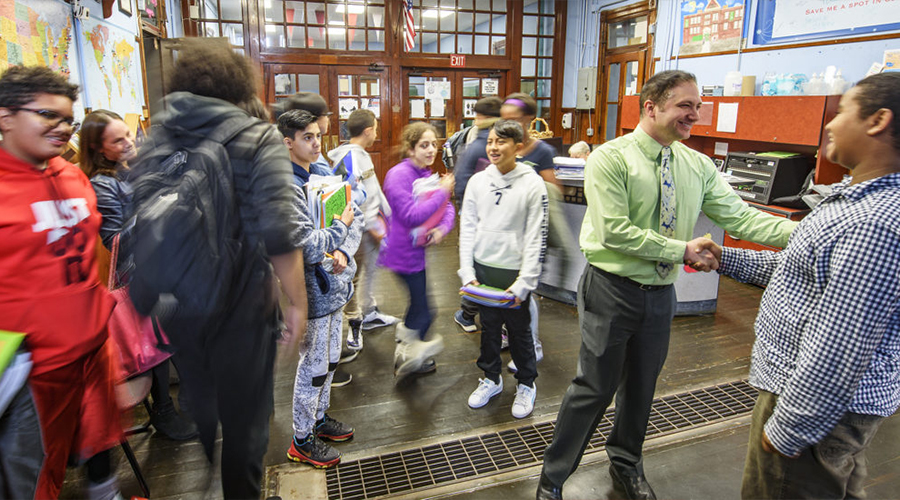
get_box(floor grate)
[326,380,758,500]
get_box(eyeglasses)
[9,107,80,131]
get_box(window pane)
[422,0,438,7]
[458,12,473,32]
[606,104,619,141]
[521,58,535,77]
[458,0,473,8]
[286,1,304,22]
[220,0,241,20]
[440,33,455,53]
[537,79,552,98]
[368,29,385,50]
[265,2,284,23]
[474,35,489,54]
[457,34,473,54]
[368,7,384,27]
[473,0,490,9]
[430,120,447,137]
[463,78,479,97]
[309,26,326,48]
[523,15,537,35]
[265,25,284,48]
[491,13,506,34]
[537,58,552,77]
[493,0,507,12]
[607,63,620,102]
[328,27,347,50]
[540,16,554,35]
[440,0,455,8]
[440,11,456,30]
[540,0,554,14]
[224,23,243,46]
[348,26,366,50]
[422,11,438,30]
[307,3,325,24]
[287,25,306,48]
[520,79,535,96]
[275,74,296,95]
[538,37,553,56]
[201,22,220,37]
[537,99,551,119]
[297,74,320,93]
[338,75,355,96]
[327,4,342,24]
[608,16,648,48]
[422,32,439,52]
[491,36,505,55]
[474,13,490,32]
[522,37,536,56]
[348,10,365,28]
[625,61,638,96]
[523,0,538,14]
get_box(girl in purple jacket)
[380,123,456,378]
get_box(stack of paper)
[307,174,351,229]
[553,156,585,180]
[460,284,521,309]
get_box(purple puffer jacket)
[379,158,456,274]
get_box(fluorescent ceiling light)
[337,5,365,14]
[423,9,454,18]
[265,25,277,32]
[328,27,346,35]
[329,20,345,25]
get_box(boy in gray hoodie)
[328,109,398,350]
[278,110,364,469]
[458,119,548,420]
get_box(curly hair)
[396,122,437,158]
[79,109,124,178]
[166,39,258,105]
[0,65,79,109]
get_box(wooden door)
[600,51,645,142]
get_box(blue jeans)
[396,269,432,339]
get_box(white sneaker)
[507,347,543,373]
[467,377,503,409]
[512,383,536,418]
[394,335,444,378]
[362,309,400,330]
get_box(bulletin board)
[754,0,900,45]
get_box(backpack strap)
[208,115,260,146]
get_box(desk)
[724,202,809,252]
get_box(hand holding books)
[460,282,522,309]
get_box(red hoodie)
[0,147,113,376]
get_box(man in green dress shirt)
[536,70,797,500]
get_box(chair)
[115,373,152,498]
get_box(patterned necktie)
[657,146,676,278]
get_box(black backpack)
[127,116,255,329]
[442,124,473,171]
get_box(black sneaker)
[150,400,199,441]
[331,369,352,387]
[287,433,341,468]
[315,413,354,441]
[347,319,363,351]
[339,346,358,364]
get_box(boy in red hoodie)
[0,66,123,499]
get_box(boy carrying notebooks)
[277,109,363,468]
[458,119,548,419]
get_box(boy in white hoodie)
[458,119,548,419]
[329,109,398,351]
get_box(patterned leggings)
[292,311,342,437]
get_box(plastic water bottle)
[442,142,454,170]
[830,70,847,95]
[723,71,742,96]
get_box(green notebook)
[0,330,26,377]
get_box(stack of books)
[460,284,521,309]
[306,174,352,229]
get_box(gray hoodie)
[327,143,391,232]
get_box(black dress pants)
[542,264,676,486]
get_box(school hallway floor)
[61,228,900,499]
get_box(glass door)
[600,51,644,142]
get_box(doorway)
[401,69,506,174]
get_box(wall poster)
[679,0,747,56]
[754,0,900,45]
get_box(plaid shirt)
[720,173,900,457]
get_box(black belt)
[594,266,672,292]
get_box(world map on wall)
[80,17,143,115]
[0,0,78,79]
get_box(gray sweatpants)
[292,311,342,437]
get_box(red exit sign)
[450,54,466,67]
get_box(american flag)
[404,0,416,51]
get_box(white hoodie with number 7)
[458,162,549,301]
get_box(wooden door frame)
[599,51,646,142]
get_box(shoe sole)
[287,451,341,468]
[330,376,352,387]
[454,318,478,333]
[338,351,358,364]
[468,386,502,409]
[318,432,354,442]
[395,339,445,379]
[346,342,363,352]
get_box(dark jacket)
[90,172,132,251]
[453,126,490,201]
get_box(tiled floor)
[59,228,900,499]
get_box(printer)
[723,152,813,205]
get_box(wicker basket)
[528,117,553,139]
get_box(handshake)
[683,236,723,272]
